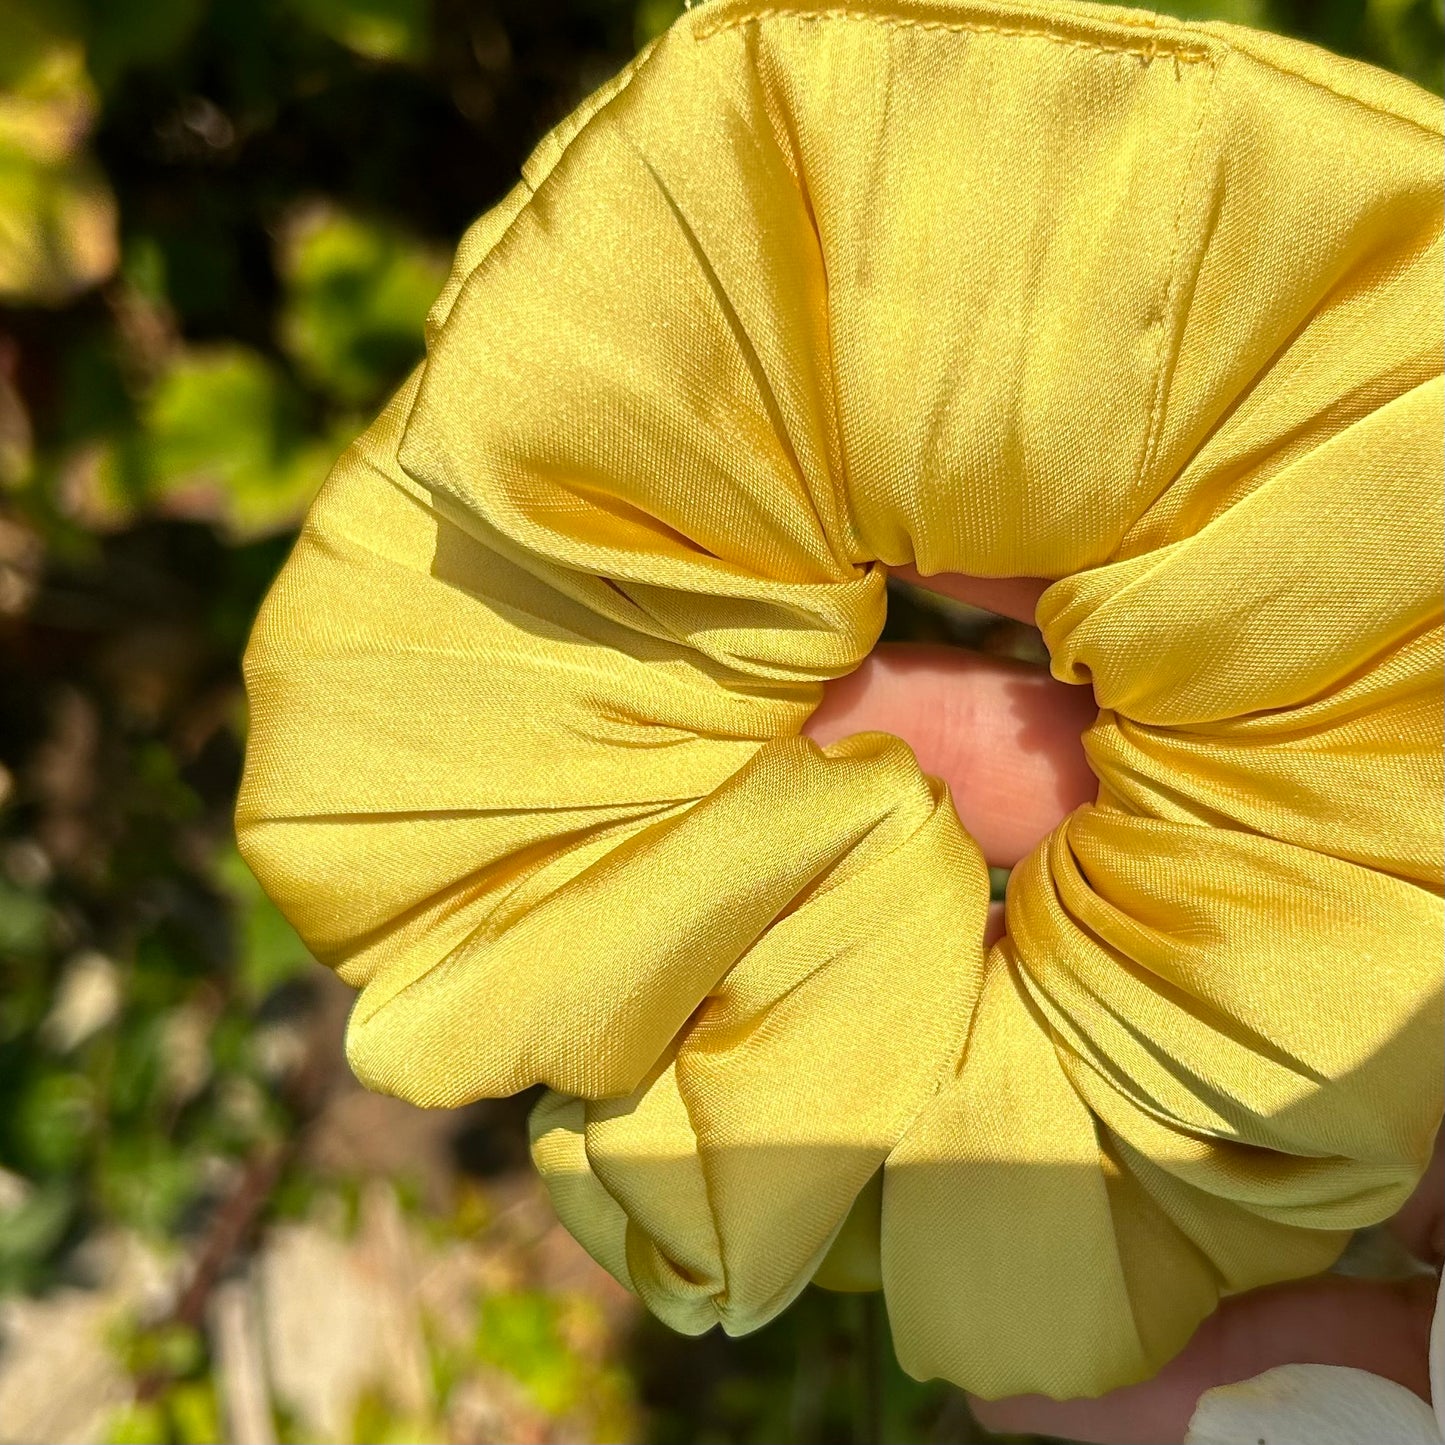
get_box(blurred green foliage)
[277,207,447,405]
[0,0,1439,1441]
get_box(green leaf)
[0,1,118,303]
[104,1400,170,1445]
[166,1379,222,1444]
[96,1131,201,1236]
[635,0,687,45]
[284,0,429,63]
[144,346,298,491]
[0,877,50,956]
[475,1291,584,1416]
[277,205,445,406]
[1148,0,1271,21]
[0,1177,76,1290]
[212,843,314,1002]
[138,344,337,535]
[112,1319,206,1380]
[79,0,206,93]
[1367,0,1445,91]
[14,1067,94,1172]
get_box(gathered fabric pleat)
[237,0,1444,1399]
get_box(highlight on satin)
[236,0,1445,1400]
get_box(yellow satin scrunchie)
[237,0,1445,1400]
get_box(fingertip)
[803,643,1097,867]
[1389,1131,1444,1268]
[969,1274,1439,1445]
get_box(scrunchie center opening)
[803,569,1100,880]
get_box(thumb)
[969,1271,1439,1445]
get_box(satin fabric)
[237,0,1445,1399]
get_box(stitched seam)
[695,5,1444,136]
[697,4,1226,545]
[1136,45,1222,496]
[695,7,1214,64]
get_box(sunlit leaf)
[0,877,49,956]
[1367,0,1445,91]
[0,0,117,303]
[635,0,687,45]
[104,1399,169,1445]
[112,1319,206,1380]
[165,1379,223,1445]
[285,0,429,63]
[144,346,297,491]
[15,1068,94,1172]
[139,344,341,536]
[277,203,445,406]
[476,1291,586,1416]
[213,844,315,1002]
[1149,0,1271,21]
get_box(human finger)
[802,642,1097,868]
[968,1271,1438,1445]
[1390,1131,1445,1267]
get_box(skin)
[801,565,1443,1445]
